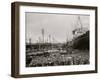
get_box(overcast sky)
[25,12,89,43]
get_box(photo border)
[11,2,98,78]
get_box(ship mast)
[29,38,31,45]
[41,28,45,43]
[74,16,83,30]
[77,16,83,29]
[73,16,83,38]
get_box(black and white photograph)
[26,13,90,67]
[11,2,97,77]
